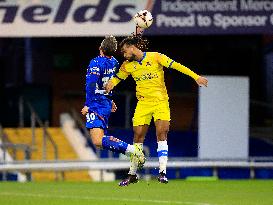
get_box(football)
[133,10,153,29]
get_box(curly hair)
[100,35,117,56]
[119,34,149,51]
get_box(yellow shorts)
[132,100,171,126]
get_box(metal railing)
[0,124,32,161]
[0,143,31,162]
[18,97,58,161]
[0,124,32,180]
[1,157,273,181]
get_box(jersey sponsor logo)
[135,72,158,82]
[103,67,116,75]
[89,67,100,72]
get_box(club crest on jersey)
[146,62,151,66]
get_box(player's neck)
[135,50,144,61]
[101,54,111,58]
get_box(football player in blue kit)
[81,36,145,173]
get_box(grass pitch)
[0,180,272,205]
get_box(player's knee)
[133,125,147,143]
[134,133,145,143]
[157,134,167,141]
[156,129,168,141]
[93,141,102,148]
[91,137,102,147]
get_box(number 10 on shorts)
[86,113,96,122]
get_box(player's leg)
[119,101,151,186]
[133,124,149,143]
[131,101,152,168]
[130,125,149,171]
[153,100,171,183]
[119,124,149,187]
[155,119,169,183]
[89,127,104,147]
[89,127,138,156]
[86,112,139,157]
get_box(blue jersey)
[84,55,119,131]
[85,55,119,105]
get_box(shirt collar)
[137,52,146,64]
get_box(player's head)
[100,35,117,57]
[119,35,148,61]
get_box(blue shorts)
[85,98,112,132]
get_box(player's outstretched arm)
[156,53,208,87]
[105,62,130,93]
[196,76,208,87]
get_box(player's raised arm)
[105,62,130,93]
[156,52,208,87]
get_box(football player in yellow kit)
[106,36,208,186]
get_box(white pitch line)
[0,192,214,205]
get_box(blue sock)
[102,136,128,154]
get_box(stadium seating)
[4,127,91,181]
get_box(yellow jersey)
[111,52,200,101]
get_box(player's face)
[121,45,137,61]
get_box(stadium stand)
[3,127,91,181]
[60,113,115,181]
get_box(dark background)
[0,35,272,129]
